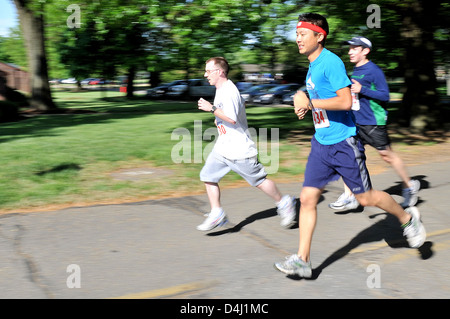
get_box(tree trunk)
[126,66,136,99]
[150,71,161,88]
[14,0,56,111]
[398,0,440,131]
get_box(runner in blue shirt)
[274,13,426,278]
[329,36,420,211]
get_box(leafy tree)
[0,28,27,67]
[312,0,449,130]
[156,0,263,79]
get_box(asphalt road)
[0,160,449,300]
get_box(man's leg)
[197,181,228,231]
[297,186,322,261]
[378,147,420,207]
[204,181,221,211]
[355,189,410,224]
[256,178,282,202]
[354,189,426,248]
[198,152,230,231]
[273,186,320,278]
[378,147,410,188]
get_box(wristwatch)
[210,105,217,114]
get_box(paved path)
[0,161,449,299]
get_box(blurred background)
[0,0,449,211]
[1,1,448,114]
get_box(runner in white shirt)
[196,57,296,231]
[212,79,258,160]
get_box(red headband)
[297,21,327,39]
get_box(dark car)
[252,83,302,104]
[236,82,253,92]
[146,80,189,98]
[240,84,278,103]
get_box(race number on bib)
[312,108,330,128]
[217,124,227,135]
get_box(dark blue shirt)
[351,61,390,125]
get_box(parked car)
[81,78,97,85]
[235,82,253,92]
[146,80,189,98]
[166,79,216,99]
[188,79,216,98]
[89,78,110,85]
[60,78,77,84]
[165,81,190,98]
[240,84,277,103]
[252,83,302,104]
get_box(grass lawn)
[0,90,311,212]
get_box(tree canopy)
[3,0,449,129]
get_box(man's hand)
[351,79,362,94]
[198,98,213,112]
[293,90,310,120]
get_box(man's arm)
[310,87,352,111]
[352,69,390,103]
[294,87,352,119]
[198,98,236,125]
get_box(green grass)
[0,90,310,211]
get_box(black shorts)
[357,125,391,150]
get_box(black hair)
[298,13,329,46]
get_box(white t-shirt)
[213,80,258,160]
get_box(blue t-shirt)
[306,48,355,145]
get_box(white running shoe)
[274,254,312,278]
[277,195,296,228]
[197,210,228,231]
[329,193,359,210]
[403,206,426,248]
[401,179,420,208]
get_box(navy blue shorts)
[303,136,372,194]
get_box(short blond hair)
[206,57,229,76]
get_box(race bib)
[216,120,227,135]
[312,108,330,128]
[217,124,227,135]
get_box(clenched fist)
[293,90,311,120]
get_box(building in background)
[0,61,30,99]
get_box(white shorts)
[200,150,267,187]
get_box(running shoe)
[196,210,228,231]
[401,179,420,208]
[277,195,296,228]
[403,206,426,248]
[274,254,312,278]
[329,193,359,210]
